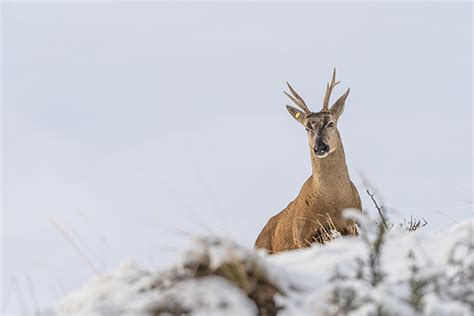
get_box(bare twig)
[366,189,389,229]
[404,216,428,232]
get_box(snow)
[56,217,473,315]
[56,260,256,316]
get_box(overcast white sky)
[1,2,472,314]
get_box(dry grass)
[403,216,428,232]
[309,214,358,245]
[147,239,282,316]
[184,251,282,316]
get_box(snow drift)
[56,217,473,316]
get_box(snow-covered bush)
[56,216,473,316]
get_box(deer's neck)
[310,135,352,196]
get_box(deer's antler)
[322,68,340,111]
[284,82,311,114]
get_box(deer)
[255,69,362,253]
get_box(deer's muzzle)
[315,143,329,157]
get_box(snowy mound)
[56,219,473,316]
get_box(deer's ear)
[286,105,305,125]
[330,88,350,121]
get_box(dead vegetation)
[185,254,282,315]
[147,238,282,316]
[403,216,428,232]
[309,214,358,245]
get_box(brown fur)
[255,71,361,253]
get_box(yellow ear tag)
[295,112,301,119]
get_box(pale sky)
[1,2,472,314]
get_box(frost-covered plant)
[406,250,431,313]
[327,207,391,316]
[325,189,431,316]
[327,205,472,316]
[345,191,387,288]
[327,262,368,315]
[431,240,474,312]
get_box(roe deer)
[255,69,361,253]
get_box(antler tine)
[322,68,341,111]
[284,82,311,113]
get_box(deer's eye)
[327,122,335,128]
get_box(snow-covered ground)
[56,215,473,316]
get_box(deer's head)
[285,69,350,159]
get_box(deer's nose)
[315,143,329,155]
